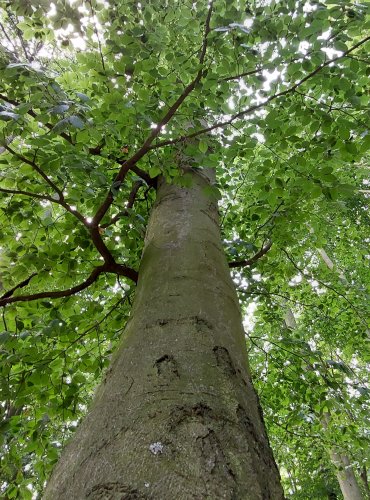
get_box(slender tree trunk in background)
[360,466,370,499]
[328,451,364,500]
[44,172,284,499]
[321,414,363,500]
[283,310,364,500]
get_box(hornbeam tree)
[0,0,369,498]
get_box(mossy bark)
[44,173,284,499]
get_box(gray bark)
[44,172,284,499]
[322,414,364,500]
[328,451,364,500]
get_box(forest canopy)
[0,0,369,498]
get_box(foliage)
[0,0,369,497]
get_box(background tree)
[0,0,369,498]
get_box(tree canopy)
[0,0,369,497]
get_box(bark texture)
[44,172,284,499]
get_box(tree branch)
[229,241,273,268]
[100,180,143,229]
[4,145,88,225]
[149,35,370,149]
[0,266,104,307]
[1,272,38,299]
[0,262,138,307]
[0,186,58,203]
[281,248,367,326]
[91,1,214,226]
[2,148,136,273]
[222,67,262,82]
[0,93,74,145]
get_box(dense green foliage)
[0,0,369,497]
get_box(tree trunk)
[328,451,364,500]
[360,466,370,499]
[44,172,284,499]
[322,414,364,500]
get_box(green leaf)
[68,115,85,129]
[198,140,208,154]
[149,166,161,178]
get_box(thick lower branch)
[0,266,105,307]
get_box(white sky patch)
[318,29,331,41]
[289,274,302,286]
[239,80,254,95]
[71,36,87,50]
[262,68,280,91]
[322,47,343,59]
[243,18,254,29]
[227,97,236,110]
[303,2,317,13]
[47,2,57,17]
[243,301,258,332]
[298,41,310,55]
[251,132,265,143]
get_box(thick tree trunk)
[44,172,284,499]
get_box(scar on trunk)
[154,354,179,379]
[87,482,146,499]
[213,346,236,376]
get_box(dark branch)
[150,35,370,149]
[1,272,38,299]
[222,67,262,82]
[101,180,143,229]
[2,148,134,271]
[0,93,74,145]
[91,1,214,226]
[130,165,154,186]
[281,248,367,326]
[0,186,57,203]
[0,266,104,307]
[229,241,273,268]
[3,146,88,225]
[0,263,138,307]
[5,145,64,197]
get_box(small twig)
[281,249,367,326]
[4,146,88,224]
[0,266,105,307]
[0,186,61,203]
[0,93,74,145]
[86,0,108,86]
